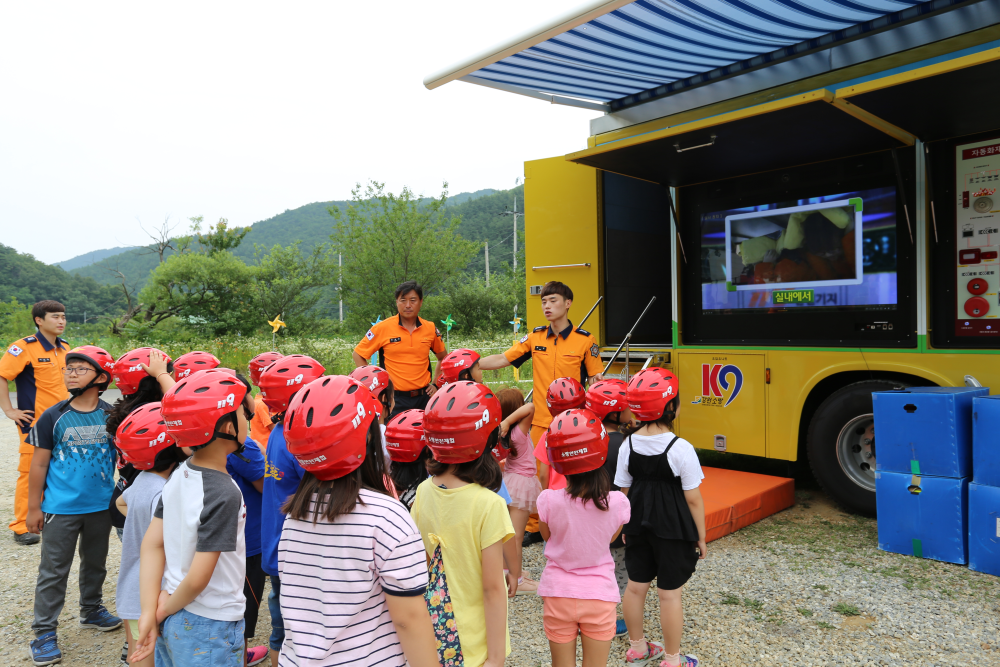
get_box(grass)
[812,584,829,591]
[833,603,861,616]
[743,598,764,611]
[721,594,740,605]
[797,608,814,617]
[817,621,836,630]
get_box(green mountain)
[69,186,525,288]
[56,246,141,271]
[0,244,124,323]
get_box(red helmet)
[546,408,608,475]
[348,365,392,402]
[113,347,173,395]
[285,375,380,480]
[161,368,248,450]
[248,351,283,386]
[423,381,501,464]
[585,379,628,421]
[546,377,586,413]
[258,355,326,413]
[114,402,177,470]
[173,351,221,380]
[627,367,680,421]
[437,349,481,386]
[384,409,427,463]
[66,345,116,390]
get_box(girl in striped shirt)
[276,375,438,667]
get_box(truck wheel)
[806,380,901,516]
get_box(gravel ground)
[1,420,998,666]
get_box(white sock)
[629,637,648,656]
[662,652,681,666]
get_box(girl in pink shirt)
[497,387,541,595]
[537,408,630,667]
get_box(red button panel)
[964,296,990,318]
[968,278,989,295]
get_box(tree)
[329,181,478,327]
[421,265,526,335]
[249,242,337,330]
[138,251,255,336]
[190,216,250,255]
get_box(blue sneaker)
[29,632,61,666]
[79,605,122,631]
[615,619,628,637]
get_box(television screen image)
[700,187,898,313]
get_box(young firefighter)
[353,281,448,417]
[258,355,326,666]
[617,368,706,667]
[0,300,70,545]
[585,378,633,637]
[131,369,257,665]
[277,374,438,666]
[538,408,630,667]
[247,351,283,450]
[26,345,121,665]
[411,381,515,667]
[113,402,189,667]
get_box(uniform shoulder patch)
[590,343,600,358]
[519,334,529,343]
[365,329,375,341]
[7,344,23,357]
[23,336,37,343]
[575,327,591,336]
[436,327,442,338]
[532,325,548,332]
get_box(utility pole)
[338,253,343,322]
[499,194,524,271]
[484,242,490,288]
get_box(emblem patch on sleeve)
[436,327,442,338]
[7,345,22,357]
[519,335,528,343]
[365,330,375,341]
[590,344,599,358]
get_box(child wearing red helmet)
[496,387,541,595]
[275,375,437,667]
[385,409,431,510]
[257,354,325,664]
[247,351,282,450]
[533,376,587,492]
[131,369,257,666]
[113,402,189,667]
[617,368,705,667]
[538,407,631,667]
[411,381,516,667]
[436,348,482,387]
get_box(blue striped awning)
[425,0,967,111]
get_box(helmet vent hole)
[413,421,422,427]
[194,386,210,394]
[588,419,596,425]
[447,397,456,411]
[447,385,456,393]
[150,406,160,412]
[331,404,344,417]
[346,384,359,395]
[287,412,295,429]
[306,408,314,427]
[636,379,644,388]
[220,380,236,386]
[573,416,579,427]
[277,368,289,373]
[302,389,311,403]
[136,428,149,435]
[468,402,479,409]
[322,378,331,386]
[297,364,313,369]
[557,420,563,430]
[559,391,565,399]
[120,423,130,434]
[650,382,659,388]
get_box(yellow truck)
[425,1,1000,513]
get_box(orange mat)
[701,467,795,542]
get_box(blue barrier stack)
[873,387,988,565]
[969,396,1000,577]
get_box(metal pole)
[513,196,518,271]
[485,242,490,288]
[524,295,603,402]
[338,253,343,322]
[601,296,657,375]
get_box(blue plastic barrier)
[973,396,1000,488]
[969,483,1000,577]
[875,470,968,565]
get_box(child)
[617,368,706,667]
[26,345,122,665]
[534,377,587,492]
[497,387,540,595]
[538,407,630,667]
[247,351,283,450]
[171,350,220,380]
[585,378,634,637]
[113,401,189,667]
[258,354,326,665]
[349,364,398,492]
[131,368,257,665]
[411,380,515,667]
[277,374,438,666]
[436,348,482,386]
[385,409,431,510]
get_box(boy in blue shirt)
[26,345,121,665]
[227,436,268,666]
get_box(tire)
[806,380,902,516]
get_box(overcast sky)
[0,1,596,264]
